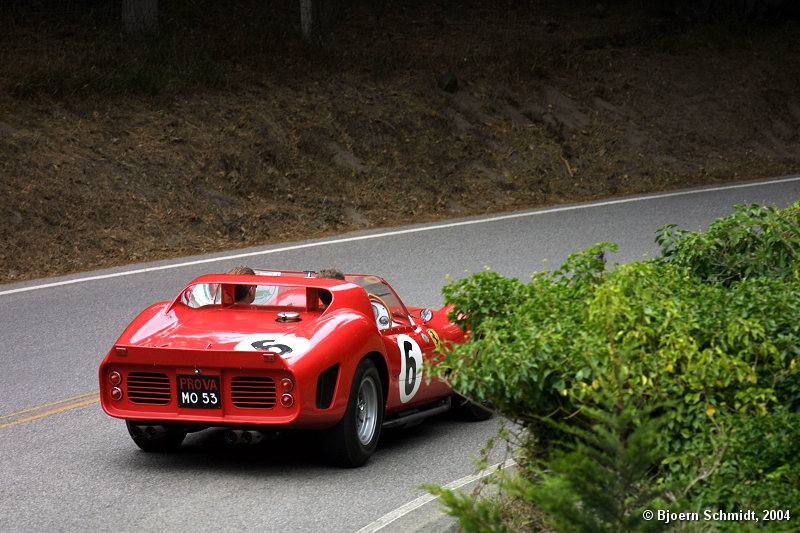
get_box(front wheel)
[451,395,493,421]
[323,359,384,467]
[126,421,187,452]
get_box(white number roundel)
[233,334,310,358]
[397,334,423,403]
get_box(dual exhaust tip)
[224,429,265,445]
[129,424,168,440]
[129,425,268,445]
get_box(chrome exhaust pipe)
[224,429,264,444]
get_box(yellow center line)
[0,390,100,419]
[0,392,101,430]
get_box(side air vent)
[316,364,340,410]
[231,377,277,408]
[127,372,171,404]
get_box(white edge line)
[2,176,799,298]
[356,458,517,533]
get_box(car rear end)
[100,274,380,429]
[99,346,302,428]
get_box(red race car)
[99,269,489,467]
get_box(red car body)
[99,270,483,466]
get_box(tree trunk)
[300,0,313,40]
[122,0,158,34]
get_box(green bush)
[438,248,799,463]
[428,201,800,531]
[527,401,670,533]
[655,203,800,284]
[690,408,800,526]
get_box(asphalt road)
[2,176,799,532]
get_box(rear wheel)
[323,359,384,467]
[126,421,187,452]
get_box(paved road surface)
[2,176,798,532]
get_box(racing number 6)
[398,334,422,403]
[403,341,416,396]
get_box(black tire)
[451,395,493,421]
[126,421,187,452]
[323,359,384,467]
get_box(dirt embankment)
[1,1,799,283]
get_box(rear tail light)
[109,371,122,386]
[280,394,294,408]
[279,377,294,392]
[110,387,124,401]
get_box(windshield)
[182,283,310,308]
[345,274,411,325]
[179,271,410,323]
[182,270,289,307]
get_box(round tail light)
[110,387,124,401]
[280,394,294,408]
[109,371,122,386]
[279,377,294,392]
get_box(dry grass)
[2,0,799,282]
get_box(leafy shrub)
[427,400,670,533]
[527,401,671,533]
[424,483,511,533]
[429,201,800,531]
[437,247,799,463]
[655,203,800,284]
[691,408,800,517]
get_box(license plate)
[177,374,221,409]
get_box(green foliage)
[424,483,511,533]
[426,401,671,533]
[429,202,800,531]
[692,408,800,514]
[655,202,800,284]
[529,402,670,533]
[439,243,621,425]
[437,247,800,458]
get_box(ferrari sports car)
[99,269,490,467]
